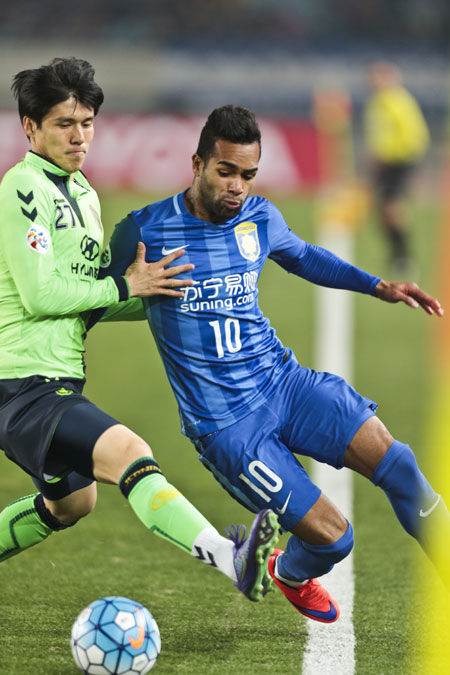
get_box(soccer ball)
[71,596,161,674]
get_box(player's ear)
[192,153,204,176]
[23,116,36,141]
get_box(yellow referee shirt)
[364,86,430,163]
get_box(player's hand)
[375,280,444,316]
[125,242,194,298]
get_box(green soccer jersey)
[0,151,129,379]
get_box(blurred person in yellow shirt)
[364,61,430,273]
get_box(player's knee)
[371,440,417,489]
[325,515,349,545]
[304,521,354,565]
[295,494,349,546]
[115,435,153,480]
[125,436,153,463]
[45,490,97,524]
[334,521,354,560]
[93,425,154,484]
[393,444,419,481]
[47,502,94,523]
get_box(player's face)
[23,97,95,175]
[192,139,260,223]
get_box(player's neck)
[184,187,206,221]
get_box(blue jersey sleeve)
[267,202,380,296]
[87,214,142,330]
[101,214,141,279]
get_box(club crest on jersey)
[234,222,260,262]
[26,225,50,254]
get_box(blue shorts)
[194,357,377,531]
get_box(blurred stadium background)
[0,2,449,674]
[0,0,449,187]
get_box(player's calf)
[371,440,450,590]
[371,441,439,538]
[92,424,152,484]
[44,482,97,522]
[0,493,76,563]
[119,457,280,599]
[278,521,354,582]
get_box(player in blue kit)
[92,105,450,622]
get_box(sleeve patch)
[21,206,38,221]
[100,244,111,268]
[17,189,34,205]
[26,224,51,254]
[17,189,37,221]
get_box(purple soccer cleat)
[227,509,280,602]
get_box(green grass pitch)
[0,190,441,673]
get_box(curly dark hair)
[196,104,261,162]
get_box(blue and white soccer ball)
[71,596,161,674]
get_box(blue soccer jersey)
[98,190,380,438]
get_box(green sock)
[0,494,54,562]
[119,459,211,553]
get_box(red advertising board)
[0,112,320,192]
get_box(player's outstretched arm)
[374,280,444,316]
[125,242,194,298]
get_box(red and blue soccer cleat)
[268,549,340,623]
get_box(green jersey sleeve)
[99,298,146,322]
[0,170,123,316]
[0,151,130,379]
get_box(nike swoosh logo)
[128,607,145,650]
[276,490,292,516]
[419,494,441,518]
[290,598,338,622]
[162,244,190,255]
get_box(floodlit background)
[0,0,448,170]
[0,2,449,674]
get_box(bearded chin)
[218,199,244,221]
[199,184,243,222]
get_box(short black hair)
[11,57,104,127]
[196,104,261,162]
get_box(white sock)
[275,555,307,588]
[191,526,237,581]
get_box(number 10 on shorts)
[239,460,283,503]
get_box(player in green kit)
[0,57,279,603]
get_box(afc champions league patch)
[26,224,50,254]
[100,244,111,268]
[234,221,260,262]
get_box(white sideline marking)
[302,225,356,675]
